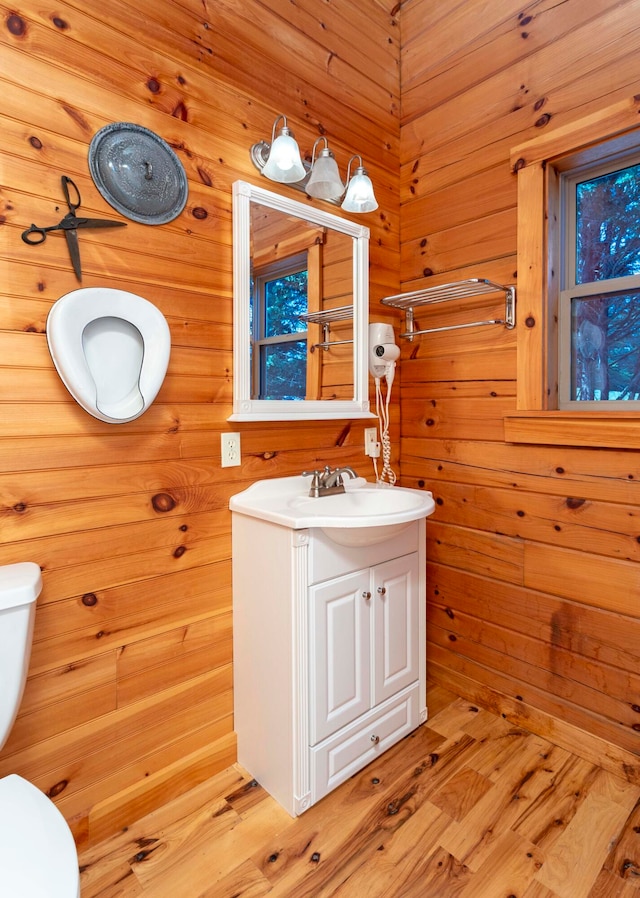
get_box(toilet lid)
[0,775,80,897]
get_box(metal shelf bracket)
[381,279,516,341]
[299,304,354,352]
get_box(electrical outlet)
[364,427,380,457]
[221,432,241,468]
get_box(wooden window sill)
[504,412,640,449]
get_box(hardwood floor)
[78,685,640,898]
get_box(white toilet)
[0,562,80,897]
[46,287,171,424]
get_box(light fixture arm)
[310,136,330,166]
[344,154,364,183]
[270,114,288,143]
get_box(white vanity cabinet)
[232,513,427,816]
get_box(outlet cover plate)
[364,427,378,456]
[221,432,241,467]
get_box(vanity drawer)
[308,521,419,584]
[310,684,419,804]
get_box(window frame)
[251,252,309,401]
[504,94,640,448]
[558,152,640,410]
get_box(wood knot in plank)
[336,423,351,447]
[131,846,159,864]
[387,787,416,817]
[152,493,177,513]
[172,101,189,121]
[622,859,640,878]
[6,14,26,36]
[47,779,68,798]
[60,104,91,132]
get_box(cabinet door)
[372,553,420,706]
[309,569,371,744]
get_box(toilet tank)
[0,563,41,751]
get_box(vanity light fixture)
[341,155,378,213]
[305,137,344,202]
[249,115,377,213]
[254,114,306,184]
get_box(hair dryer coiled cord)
[373,362,396,485]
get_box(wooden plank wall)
[399,0,640,781]
[0,0,400,847]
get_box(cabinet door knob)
[377,586,387,596]
[362,591,372,600]
[370,734,380,744]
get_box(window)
[559,155,640,408]
[505,95,640,448]
[251,253,308,400]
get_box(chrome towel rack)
[380,278,516,340]
[299,304,353,352]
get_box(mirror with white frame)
[229,180,373,421]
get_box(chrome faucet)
[302,465,358,497]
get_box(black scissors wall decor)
[21,175,127,281]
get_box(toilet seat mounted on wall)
[46,287,171,424]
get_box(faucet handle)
[302,469,322,497]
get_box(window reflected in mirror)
[249,199,355,404]
[251,253,309,400]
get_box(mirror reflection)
[250,203,354,402]
[230,181,373,421]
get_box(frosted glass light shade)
[306,150,344,201]
[341,167,378,213]
[262,131,306,183]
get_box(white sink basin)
[229,475,435,547]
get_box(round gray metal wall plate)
[88,122,188,225]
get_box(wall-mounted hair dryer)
[369,322,401,380]
[369,323,400,485]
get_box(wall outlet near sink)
[364,427,380,457]
[221,432,241,467]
